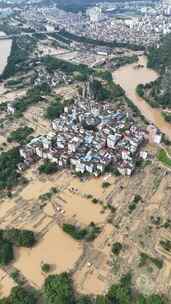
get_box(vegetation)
[112,242,123,256]
[45,99,64,120]
[136,83,145,98]
[162,134,171,146]
[1,228,36,247]
[13,84,51,116]
[90,78,124,102]
[111,55,138,69]
[63,222,101,241]
[57,30,144,51]
[9,286,37,304]
[95,70,113,82]
[39,161,58,175]
[102,182,111,188]
[39,187,59,201]
[8,126,34,144]
[139,252,163,269]
[2,36,37,79]
[160,240,171,252]
[0,239,13,266]
[0,271,168,304]
[128,195,142,214]
[41,263,51,273]
[0,147,22,190]
[147,34,171,71]
[6,79,22,87]
[44,273,75,304]
[42,55,93,80]
[140,33,171,108]
[0,229,35,267]
[162,112,171,123]
[136,82,160,108]
[10,270,21,283]
[157,149,171,168]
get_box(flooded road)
[113,55,171,139]
[0,32,12,75]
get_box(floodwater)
[113,55,171,139]
[0,32,12,75]
[0,269,16,298]
[14,225,83,288]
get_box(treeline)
[111,55,138,69]
[147,34,171,72]
[13,83,51,116]
[0,228,36,266]
[0,285,37,304]
[0,147,22,190]
[42,55,112,82]
[8,126,34,144]
[1,36,37,79]
[42,55,94,80]
[45,97,64,120]
[57,30,144,51]
[1,271,167,304]
[90,78,125,102]
[136,34,171,109]
[63,222,101,241]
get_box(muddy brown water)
[0,32,12,75]
[113,55,171,140]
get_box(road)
[0,30,61,40]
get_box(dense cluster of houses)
[19,97,147,176]
[33,66,73,88]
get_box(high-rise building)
[163,0,171,6]
[86,6,102,23]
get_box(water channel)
[113,55,171,140]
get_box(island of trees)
[136,33,171,117]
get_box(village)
[1,2,171,301]
[18,83,148,177]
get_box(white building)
[86,6,102,23]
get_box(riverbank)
[113,55,171,140]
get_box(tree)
[146,295,167,304]
[39,161,58,175]
[0,299,8,304]
[0,239,13,266]
[44,273,75,304]
[107,284,131,304]
[0,148,21,190]
[8,127,34,144]
[2,229,36,247]
[95,295,109,304]
[41,263,51,273]
[45,101,64,120]
[112,242,122,255]
[76,295,93,304]
[9,286,36,304]
[136,295,147,304]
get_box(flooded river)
[0,32,12,75]
[113,55,171,140]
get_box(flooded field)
[1,162,171,297]
[113,55,171,139]
[0,170,111,294]
[14,225,83,288]
[0,269,16,298]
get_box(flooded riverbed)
[0,32,12,75]
[113,55,171,139]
